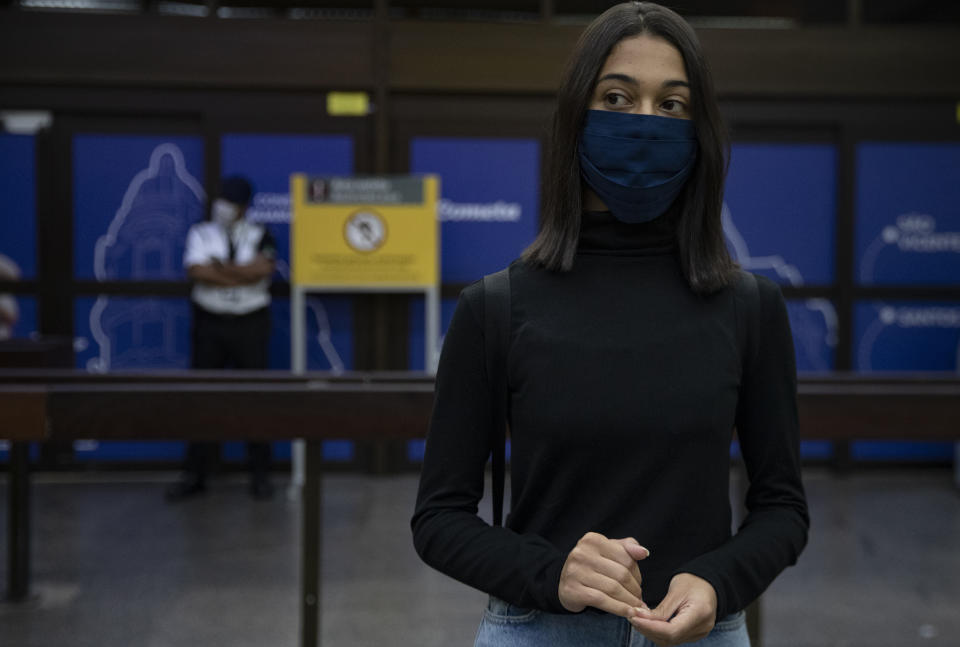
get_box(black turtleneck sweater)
[411,211,809,621]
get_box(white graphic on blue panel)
[87,144,204,371]
[246,192,290,224]
[438,199,522,222]
[722,203,803,284]
[272,261,345,372]
[307,296,345,373]
[94,143,205,280]
[860,212,960,284]
[87,298,190,371]
[857,304,960,371]
[722,203,838,371]
[246,193,524,225]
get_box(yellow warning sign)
[290,174,439,288]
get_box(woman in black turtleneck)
[411,3,808,646]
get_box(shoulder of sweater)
[746,273,791,331]
[459,278,484,302]
[751,273,787,306]
[752,272,781,293]
[458,260,528,322]
[739,271,785,303]
[457,279,485,323]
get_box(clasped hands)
[558,532,717,646]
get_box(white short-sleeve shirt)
[183,220,276,315]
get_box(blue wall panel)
[724,143,837,286]
[73,135,206,280]
[0,133,37,280]
[410,137,540,283]
[854,301,960,372]
[855,143,960,285]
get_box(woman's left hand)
[628,572,717,646]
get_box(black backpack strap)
[735,269,761,375]
[483,267,511,527]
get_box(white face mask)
[211,198,241,227]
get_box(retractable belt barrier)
[2,371,959,647]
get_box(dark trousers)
[184,305,271,483]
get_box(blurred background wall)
[0,0,958,469]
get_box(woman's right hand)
[558,532,651,618]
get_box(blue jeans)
[475,596,750,647]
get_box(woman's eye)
[661,99,686,114]
[604,93,628,107]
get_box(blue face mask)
[579,109,698,224]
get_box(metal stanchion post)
[300,439,323,647]
[7,441,30,602]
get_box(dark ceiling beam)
[388,20,578,93]
[0,12,377,89]
[699,26,959,99]
[1,12,959,98]
[388,21,960,98]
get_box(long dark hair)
[522,1,738,295]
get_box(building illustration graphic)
[87,143,203,371]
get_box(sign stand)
[288,174,440,647]
[287,173,441,495]
[291,285,439,376]
[288,283,439,492]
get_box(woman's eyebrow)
[596,73,639,85]
[596,74,690,90]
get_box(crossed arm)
[187,255,275,287]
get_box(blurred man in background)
[166,176,277,501]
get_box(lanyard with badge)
[222,224,240,303]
